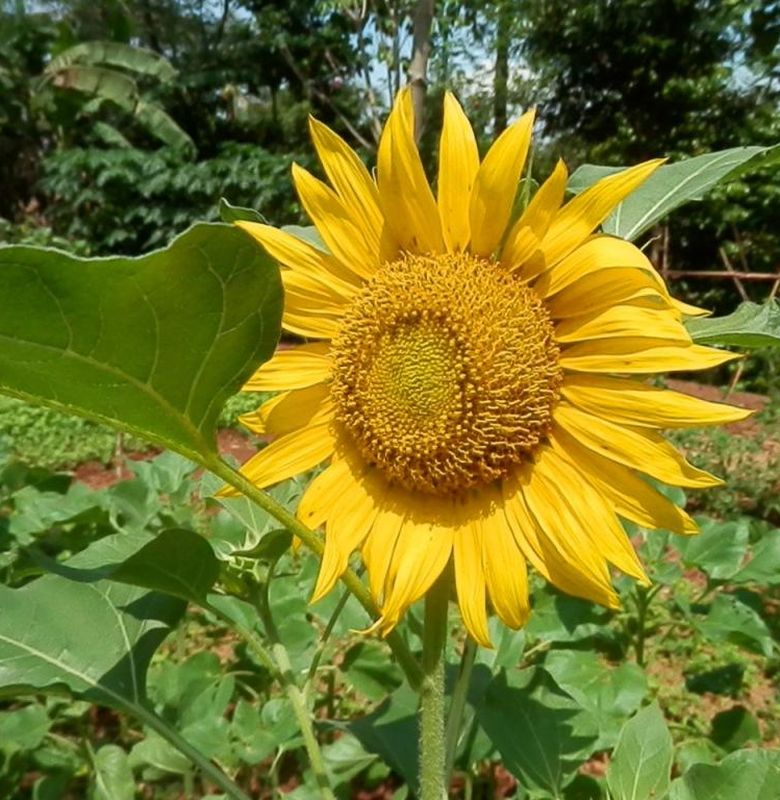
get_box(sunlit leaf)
[0,223,282,466]
[568,147,770,241]
[606,702,673,800]
[687,301,780,349]
[669,749,780,800]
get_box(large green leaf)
[0,224,282,465]
[686,301,780,349]
[568,147,769,241]
[0,573,184,707]
[606,703,673,800]
[46,41,178,82]
[476,668,598,797]
[669,749,780,800]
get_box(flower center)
[330,252,562,495]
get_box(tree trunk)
[409,0,436,143]
[493,1,511,135]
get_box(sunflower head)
[231,88,748,647]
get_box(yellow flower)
[230,89,748,647]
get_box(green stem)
[271,641,337,800]
[134,703,252,800]
[444,637,477,784]
[251,580,337,800]
[205,455,424,690]
[634,585,649,667]
[306,586,352,687]
[419,575,450,800]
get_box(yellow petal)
[539,159,665,266]
[510,462,619,609]
[545,267,671,319]
[297,457,353,530]
[235,221,361,291]
[550,426,698,535]
[379,519,454,631]
[483,508,530,629]
[540,442,649,583]
[308,116,387,260]
[377,87,443,254]
[554,402,722,488]
[469,109,535,257]
[535,235,667,299]
[311,480,378,604]
[243,343,331,392]
[282,270,351,320]
[501,159,568,274]
[282,308,341,340]
[292,163,378,278]
[240,386,332,437]
[437,92,480,252]
[555,304,690,344]
[453,509,492,648]
[673,298,711,317]
[217,421,335,496]
[363,500,404,602]
[562,374,750,429]
[560,340,741,374]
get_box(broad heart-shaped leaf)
[696,593,774,656]
[0,223,282,466]
[0,573,184,708]
[475,667,598,798]
[606,702,673,800]
[686,301,780,349]
[568,146,768,241]
[731,530,780,586]
[669,749,780,800]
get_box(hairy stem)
[419,575,450,800]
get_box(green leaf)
[710,706,761,752]
[0,573,184,707]
[341,641,404,701]
[476,668,598,797]
[686,301,780,349]
[606,702,673,800]
[731,531,780,585]
[543,650,648,749]
[46,41,178,82]
[525,586,611,643]
[669,749,780,800]
[0,224,282,466]
[0,704,50,755]
[219,198,265,224]
[43,528,220,605]
[91,744,135,800]
[350,684,419,792]
[282,225,328,252]
[697,594,774,656]
[674,518,750,581]
[568,147,768,240]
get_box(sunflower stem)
[205,455,425,690]
[419,575,450,800]
[444,637,477,784]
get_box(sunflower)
[228,89,747,647]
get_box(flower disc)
[330,252,563,494]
